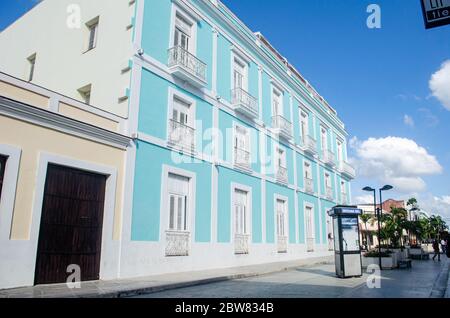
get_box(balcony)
[276,165,288,184]
[322,149,336,167]
[325,186,334,201]
[168,46,207,88]
[340,161,356,179]
[341,192,348,205]
[272,115,293,140]
[306,238,314,252]
[277,236,288,253]
[168,120,195,153]
[234,147,251,170]
[303,135,317,156]
[234,233,250,254]
[165,231,190,256]
[231,88,259,119]
[304,177,314,194]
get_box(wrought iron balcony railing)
[340,161,356,179]
[272,115,293,139]
[168,46,207,87]
[165,230,190,256]
[277,236,288,253]
[276,165,288,184]
[304,135,317,155]
[304,177,314,194]
[234,233,250,254]
[168,119,195,152]
[231,88,258,118]
[325,186,334,201]
[234,147,251,170]
[323,149,336,167]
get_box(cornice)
[0,96,132,150]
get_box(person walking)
[432,238,440,261]
[441,238,447,255]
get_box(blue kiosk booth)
[328,206,363,278]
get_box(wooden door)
[34,164,106,285]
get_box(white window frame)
[341,181,346,195]
[324,172,332,189]
[0,144,21,241]
[304,161,312,180]
[320,125,328,151]
[167,87,197,148]
[274,194,289,239]
[232,122,251,168]
[160,165,196,240]
[85,17,100,52]
[275,145,286,170]
[271,84,284,117]
[304,202,315,243]
[336,139,343,163]
[299,109,309,142]
[169,4,198,55]
[78,84,92,105]
[231,51,249,92]
[230,183,252,238]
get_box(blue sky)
[1,1,450,220]
[222,0,450,220]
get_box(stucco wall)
[0,0,135,117]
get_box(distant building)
[357,199,406,249]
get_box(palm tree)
[360,213,372,250]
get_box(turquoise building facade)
[120,0,356,277]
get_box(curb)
[430,257,450,298]
[93,259,334,298]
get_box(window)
[304,162,312,180]
[86,17,99,51]
[167,173,190,232]
[276,199,287,237]
[27,54,36,82]
[234,189,248,235]
[234,125,250,168]
[300,110,309,143]
[78,84,92,105]
[272,87,283,117]
[276,147,286,169]
[0,155,6,201]
[341,181,346,195]
[172,97,192,127]
[233,56,247,90]
[174,14,192,51]
[337,140,343,163]
[321,127,328,151]
[168,92,195,150]
[325,173,331,188]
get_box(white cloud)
[351,136,442,193]
[403,114,414,127]
[429,60,450,110]
[419,194,450,223]
[354,194,375,204]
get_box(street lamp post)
[363,185,393,270]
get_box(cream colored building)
[0,72,131,289]
[0,0,135,118]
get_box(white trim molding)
[0,96,132,150]
[29,152,120,282]
[0,144,22,241]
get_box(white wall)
[0,0,135,117]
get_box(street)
[135,258,449,298]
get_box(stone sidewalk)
[0,255,333,298]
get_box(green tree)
[360,213,372,249]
